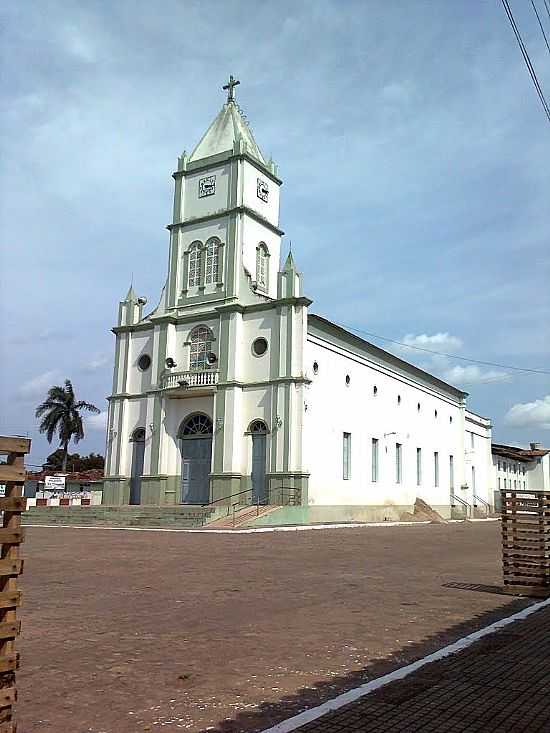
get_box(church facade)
[103,79,493,522]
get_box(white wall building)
[103,79,494,522]
[492,443,550,507]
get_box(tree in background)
[44,450,105,473]
[35,380,100,472]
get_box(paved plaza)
[287,603,550,733]
[18,522,541,732]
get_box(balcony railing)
[161,370,219,391]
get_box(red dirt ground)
[18,522,529,732]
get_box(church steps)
[23,506,214,528]
[205,504,280,528]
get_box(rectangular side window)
[396,443,402,484]
[472,465,476,492]
[416,448,422,486]
[434,451,439,487]
[371,438,378,482]
[449,455,454,490]
[343,432,351,480]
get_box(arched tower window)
[205,238,220,285]
[188,242,202,288]
[130,427,146,442]
[178,413,213,438]
[256,243,269,290]
[248,419,269,434]
[189,325,214,371]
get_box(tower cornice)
[173,150,282,186]
[166,205,285,237]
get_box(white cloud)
[87,411,108,431]
[84,354,111,371]
[401,332,463,352]
[16,370,61,402]
[505,396,550,430]
[441,364,509,386]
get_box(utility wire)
[334,320,550,375]
[544,0,550,24]
[501,0,550,122]
[531,0,550,55]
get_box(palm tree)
[35,380,100,473]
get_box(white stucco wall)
[241,159,280,227]
[181,162,232,221]
[303,331,467,509]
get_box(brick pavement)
[294,604,550,733]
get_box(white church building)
[103,77,494,522]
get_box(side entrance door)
[251,433,267,504]
[129,430,146,505]
[181,437,212,504]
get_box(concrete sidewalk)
[290,604,550,733]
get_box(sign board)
[0,485,5,497]
[45,475,66,492]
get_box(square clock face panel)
[198,175,216,198]
[257,178,269,202]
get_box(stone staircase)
[23,505,214,529]
[206,504,280,528]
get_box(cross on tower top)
[223,74,240,103]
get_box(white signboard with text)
[44,475,66,492]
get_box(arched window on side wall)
[189,325,214,371]
[205,238,220,285]
[256,243,269,290]
[188,241,202,288]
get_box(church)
[103,77,494,523]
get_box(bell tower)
[165,77,283,312]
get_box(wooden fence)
[501,488,550,597]
[0,436,30,733]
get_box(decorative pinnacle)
[223,74,240,103]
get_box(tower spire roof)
[189,76,266,164]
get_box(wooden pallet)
[0,436,30,732]
[501,489,550,598]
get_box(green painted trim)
[149,396,163,474]
[216,297,312,315]
[172,176,182,224]
[215,303,245,314]
[217,376,310,389]
[283,384,291,471]
[229,158,238,208]
[218,313,230,382]
[121,334,130,393]
[155,325,168,382]
[114,401,124,476]
[286,305,293,377]
[178,150,282,185]
[112,322,153,334]
[177,292,228,306]
[226,214,237,297]
[308,314,467,401]
[179,248,189,302]
[270,386,278,473]
[111,336,121,393]
[212,391,226,472]
[167,205,284,237]
[270,306,282,381]
[167,230,180,307]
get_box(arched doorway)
[249,420,268,505]
[129,427,146,505]
[179,413,213,504]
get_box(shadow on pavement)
[199,595,532,733]
[441,581,511,595]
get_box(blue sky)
[1,0,549,467]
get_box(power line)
[501,0,550,122]
[544,0,550,24]
[531,0,550,55]
[335,320,550,375]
